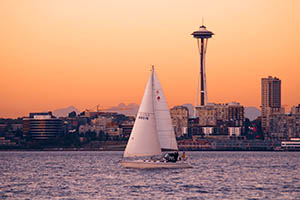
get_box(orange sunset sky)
[1,0,300,118]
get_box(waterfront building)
[78,113,134,139]
[202,127,214,136]
[269,105,300,140]
[195,102,244,135]
[0,136,16,146]
[119,124,134,139]
[269,114,300,140]
[0,124,7,135]
[11,124,22,132]
[91,116,113,126]
[78,124,104,136]
[105,127,122,137]
[197,104,218,126]
[170,106,189,137]
[23,112,63,140]
[261,76,284,135]
[228,127,242,137]
[188,118,202,138]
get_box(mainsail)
[123,69,162,157]
[152,69,178,151]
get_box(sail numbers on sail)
[138,113,150,120]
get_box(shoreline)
[0,147,299,152]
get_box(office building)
[23,112,63,140]
[269,113,300,140]
[195,102,244,136]
[261,76,284,134]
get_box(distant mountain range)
[104,103,139,116]
[52,104,261,121]
[244,107,261,121]
[53,106,79,118]
[52,104,139,118]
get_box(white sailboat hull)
[121,160,192,169]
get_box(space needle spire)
[192,24,214,116]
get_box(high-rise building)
[261,76,284,134]
[192,25,214,115]
[261,76,281,110]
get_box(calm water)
[0,151,299,200]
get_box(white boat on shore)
[121,66,192,169]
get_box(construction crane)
[84,104,113,117]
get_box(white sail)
[123,69,162,158]
[152,69,178,151]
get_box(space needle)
[192,24,214,114]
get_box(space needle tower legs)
[192,25,214,117]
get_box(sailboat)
[121,66,192,169]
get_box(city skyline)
[1,0,300,118]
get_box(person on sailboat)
[164,151,179,162]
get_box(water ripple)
[0,151,300,199]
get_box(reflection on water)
[0,151,299,199]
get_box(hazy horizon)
[1,0,299,118]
